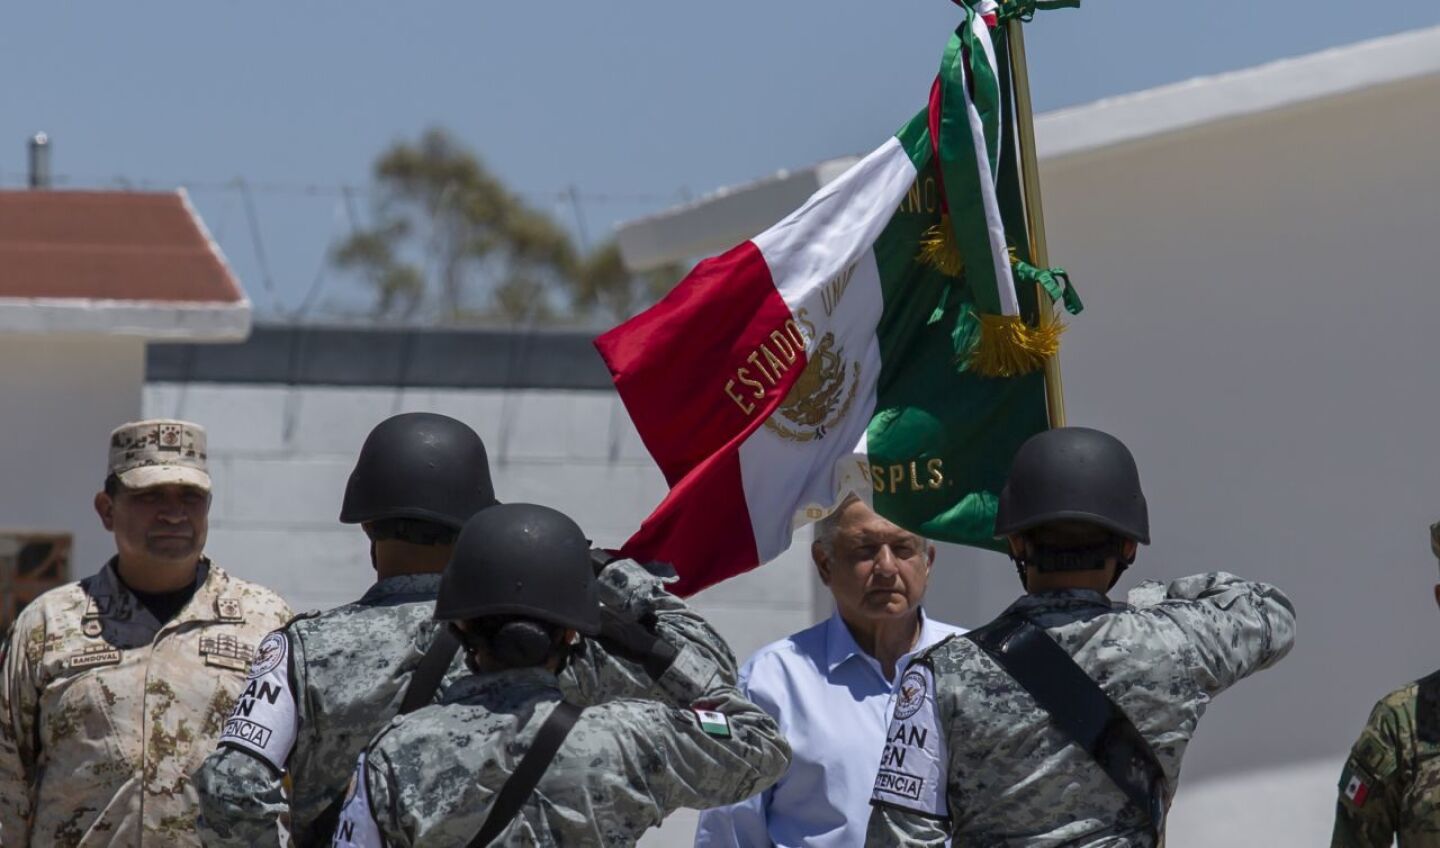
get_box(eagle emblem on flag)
[764,312,860,444]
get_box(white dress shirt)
[694,608,965,848]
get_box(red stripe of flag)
[621,450,757,597]
[595,240,812,595]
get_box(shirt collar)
[98,556,216,624]
[824,607,945,675]
[358,573,443,605]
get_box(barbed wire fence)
[0,170,693,326]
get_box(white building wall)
[0,336,145,573]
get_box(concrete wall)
[0,335,145,574]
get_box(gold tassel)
[918,214,966,277]
[969,313,1063,378]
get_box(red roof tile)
[0,190,244,303]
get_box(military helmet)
[995,426,1150,544]
[339,412,497,529]
[434,503,602,636]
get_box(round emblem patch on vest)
[894,667,928,720]
[251,632,287,677]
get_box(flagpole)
[1005,20,1067,429]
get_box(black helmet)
[434,503,601,636]
[339,413,497,529]
[994,426,1150,544]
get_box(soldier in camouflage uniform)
[866,427,1296,847]
[195,412,498,846]
[1329,521,1440,846]
[0,419,291,847]
[332,503,791,847]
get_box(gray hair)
[812,493,929,558]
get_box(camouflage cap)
[108,419,211,492]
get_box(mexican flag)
[596,5,1079,596]
[1339,765,1371,807]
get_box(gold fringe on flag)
[969,313,1063,378]
[918,214,966,277]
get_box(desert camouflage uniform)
[1331,670,1440,847]
[866,572,1296,847]
[0,559,290,847]
[195,573,469,847]
[331,559,792,847]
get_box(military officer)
[331,503,792,847]
[195,412,498,846]
[866,426,1297,846]
[0,419,292,846]
[1329,521,1440,846]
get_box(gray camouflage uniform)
[194,573,467,847]
[332,559,792,847]
[865,572,1296,847]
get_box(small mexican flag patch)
[1340,764,1370,807]
[692,708,731,738]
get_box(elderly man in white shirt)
[694,494,965,848]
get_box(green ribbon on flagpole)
[1014,261,1084,316]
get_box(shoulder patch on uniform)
[1339,762,1373,807]
[1416,669,1440,744]
[690,707,731,738]
[333,752,385,847]
[872,662,949,819]
[894,666,929,720]
[218,630,298,771]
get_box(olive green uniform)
[1332,670,1440,847]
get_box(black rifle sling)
[399,625,462,715]
[468,701,585,848]
[965,614,1169,837]
[307,627,463,846]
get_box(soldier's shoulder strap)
[965,613,1169,839]
[399,625,462,715]
[468,701,584,847]
[283,608,323,629]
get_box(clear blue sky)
[2,1,1435,320]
